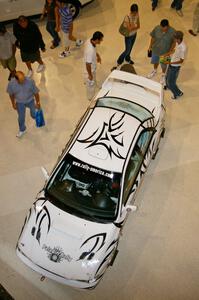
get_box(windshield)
[46,154,121,222]
[96,97,153,122]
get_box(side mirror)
[126,205,137,212]
[41,166,49,180]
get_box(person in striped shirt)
[56,0,83,58]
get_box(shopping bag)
[35,109,45,127]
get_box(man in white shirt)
[165,31,187,100]
[83,31,104,100]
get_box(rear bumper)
[16,245,100,289]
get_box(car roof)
[69,71,163,173]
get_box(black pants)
[152,0,158,9]
[171,0,184,10]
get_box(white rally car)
[0,0,94,22]
[16,70,165,289]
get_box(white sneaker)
[27,70,33,77]
[160,74,166,85]
[147,70,157,78]
[76,39,84,47]
[36,64,45,73]
[59,51,71,58]
[16,130,26,138]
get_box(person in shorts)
[0,23,16,80]
[147,19,176,86]
[13,15,46,78]
[56,0,83,58]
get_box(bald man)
[7,71,41,137]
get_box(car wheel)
[67,1,80,19]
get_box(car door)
[121,129,155,219]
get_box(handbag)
[35,109,45,127]
[119,16,130,37]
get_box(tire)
[67,1,80,19]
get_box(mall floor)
[0,0,199,299]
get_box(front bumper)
[16,245,101,289]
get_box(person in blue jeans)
[171,0,184,16]
[41,0,60,49]
[7,71,41,137]
[165,31,187,99]
[116,3,140,67]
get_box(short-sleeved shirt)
[0,31,16,60]
[124,13,139,36]
[150,25,175,56]
[59,6,73,33]
[83,39,97,74]
[171,41,187,67]
[7,77,39,104]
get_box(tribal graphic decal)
[31,200,51,244]
[131,140,153,194]
[42,245,72,263]
[78,233,106,261]
[95,239,118,276]
[77,113,126,159]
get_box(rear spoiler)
[102,70,163,98]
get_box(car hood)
[17,197,119,281]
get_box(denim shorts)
[151,53,160,64]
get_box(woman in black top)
[41,0,60,48]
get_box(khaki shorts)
[0,55,16,71]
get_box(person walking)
[152,0,159,11]
[13,15,46,77]
[188,2,199,36]
[0,23,16,81]
[83,31,104,100]
[7,71,41,138]
[147,19,176,86]
[165,31,187,100]
[171,0,184,16]
[115,3,140,68]
[41,0,60,48]
[56,0,83,58]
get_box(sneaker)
[36,64,45,73]
[176,9,183,17]
[147,70,157,78]
[59,51,70,58]
[188,29,197,36]
[76,39,84,47]
[178,92,183,97]
[111,66,118,72]
[50,43,58,49]
[125,59,134,65]
[16,130,26,138]
[160,74,166,85]
[27,70,33,77]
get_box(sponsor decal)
[42,244,72,263]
